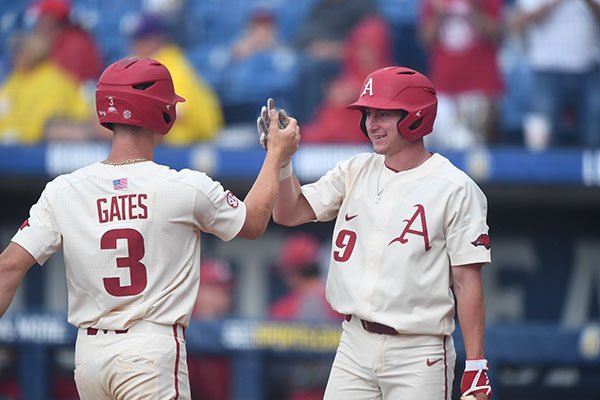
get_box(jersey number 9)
[334,229,357,262]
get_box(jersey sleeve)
[190,173,246,241]
[11,186,62,265]
[445,179,491,267]
[301,160,348,222]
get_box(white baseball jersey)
[11,161,245,330]
[301,152,491,336]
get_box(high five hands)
[257,98,299,167]
[256,98,291,150]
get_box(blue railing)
[1,144,600,186]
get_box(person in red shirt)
[269,233,343,400]
[189,259,236,400]
[301,15,393,144]
[270,233,342,321]
[420,0,504,148]
[192,259,235,320]
[0,347,19,400]
[28,0,103,83]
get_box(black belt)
[345,315,398,335]
[87,328,128,335]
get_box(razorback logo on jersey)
[226,191,239,208]
[471,233,491,250]
[19,218,30,230]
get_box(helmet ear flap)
[360,110,368,138]
[408,118,422,131]
[396,110,414,139]
[162,111,172,124]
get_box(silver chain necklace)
[375,153,431,204]
[375,162,385,204]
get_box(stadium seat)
[187,43,229,90]
[187,0,254,46]
[273,0,319,44]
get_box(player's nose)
[365,115,379,133]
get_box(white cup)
[523,113,550,152]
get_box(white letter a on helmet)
[361,78,374,97]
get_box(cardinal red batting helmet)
[347,66,437,141]
[95,57,185,135]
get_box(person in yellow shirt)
[0,33,91,144]
[129,13,224,145]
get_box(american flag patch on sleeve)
[113,178,128,190]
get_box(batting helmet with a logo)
[347,66,437,141]
[95,57,185,135]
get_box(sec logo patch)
[226,191,239,208]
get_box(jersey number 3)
[100,228,147,296]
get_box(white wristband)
[279,161,293,181]
[465,358,488,371]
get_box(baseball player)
[259,67,492,399]
[0,57,299,399]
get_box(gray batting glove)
[256,98,290,150]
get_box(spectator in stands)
[301,15,393,143]
[52,348,79,400]
[28,0,103,84]
[231,8,279,62]
[510,0,600,149]
[268,233,343,400]
[0,32,92,144]
[188,258,235,400]
[192,258,235,319]
[0,347,19,400]
[129,13,224,145]
[141,0,188,47]
[377,0,428,73]
[419,0,504,149]
[292,0,376,124]
[218,6,299,126]
[270,233,341,321]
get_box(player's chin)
[370,141,386,154]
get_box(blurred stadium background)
[1,0,600,399]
